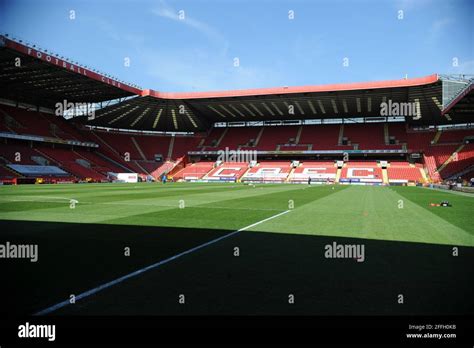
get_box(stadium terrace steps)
[172,162,215,180]
[0,164,20,179]
[381,168,389,184]
[40,113,86,141]
[133,160,152,177]
[436,144,465,174]
[419,167,429,183]
[93,151,134,174]
[166,157,185,178]
[383,124,389,144]
[254,127,264,147]
[335,167,342,183]
[74,150,125,174]
[432,130,442,144]
[167,137,175,159]
[96,132,142,160]
[423,144,460,181]
[217,127,262,150]
[150,161,176,179]
[439,144,474,179]
[338,124,344,145]
[131,137,147,160]
[295,126,303,144]
[204,162,249,181]
[286,166,296,182]
[423,154,440,182]
[202,127,225,147]
[36,147,107,180]
[91,131,121,156]
[216,128,228,147]
[437,128,473,144]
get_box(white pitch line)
[34,209,291,316]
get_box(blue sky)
[1,0,472,92]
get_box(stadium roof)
[88,74,448,132]
[442,80,474,121]
[0,34,472,132]
[0,35,141,109]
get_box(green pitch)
[0,183,472,245]
[1,183,473,315]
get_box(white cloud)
[151,0,228,50]
[145,0,283,91]
[431,18,452,34]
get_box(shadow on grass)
[1,219,473,316]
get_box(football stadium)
[0,0,473,344]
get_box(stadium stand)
[171,136,202,159]
[343,123,401,149]
[439,143,474,179]
[289,161,337,183]
[0,105,88,141]
[406,130,436,152]
[437,128,472,144]
[387,162,424,183]
[1,142,39,164]
[241,161,292,183]
[205,162,249,181]
[36,147,107,181]
[201,127,227,147]
[214,127,262,150]
[0,34,473,185]
[298,124,352,150]
[172,161,215,181]
[340,162,383,183]
[256,126,299,150]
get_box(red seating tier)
[387,166,423,182]
[440,144,474,178]
[257,126,299,150]
[206,162,249,179]
[438,129,473,143]
[173,162,215,180]
[217,127,261,149]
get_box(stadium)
[0,0,473,344]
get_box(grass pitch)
[1,183,473,315]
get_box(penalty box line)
[34,209,291,316]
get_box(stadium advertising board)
[117,173,138,183]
